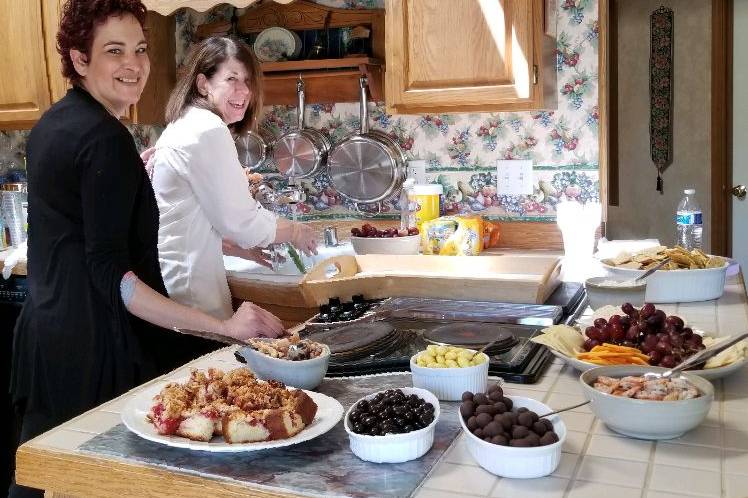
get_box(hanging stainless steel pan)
[327,76,406,208]
[235,125,275,170]
[271,77,330,179]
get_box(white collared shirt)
[151,106,276,319]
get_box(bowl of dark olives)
[344,387,440,463]
[459,383,566,478]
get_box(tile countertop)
[14,275,748,498]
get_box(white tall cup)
[556,200,601,282]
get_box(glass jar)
[1,182,28,247]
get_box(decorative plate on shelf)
[253,27,302,62]
[121,377,344,452]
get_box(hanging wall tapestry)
[650,6,674,193]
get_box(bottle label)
[676,212,702,225]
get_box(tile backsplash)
[1,0,599,223]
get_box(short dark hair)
[57,0,148,85]
[165,37,264,134]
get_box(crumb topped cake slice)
[147,367,318,443]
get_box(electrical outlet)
[496,160,534,195]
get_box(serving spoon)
[629,257,671,284]
[644,331,748,379]
[539,400,591,418]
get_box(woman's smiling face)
[71,13,150,116]
[197,58,251,125]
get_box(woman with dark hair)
[9,4,284,496]
[150,37,317,319]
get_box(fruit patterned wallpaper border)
[0,0,599,223]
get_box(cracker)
[619,261,643,269]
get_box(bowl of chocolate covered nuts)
[344,387,440,463]
[458,383,566,478]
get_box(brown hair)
[165,37,263,134]
[57,0,148,85]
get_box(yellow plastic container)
[408,184,443,230]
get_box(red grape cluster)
[584,303,706,368]
[351,223,419,238]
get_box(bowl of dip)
[584,277,646,311]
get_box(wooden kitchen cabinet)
[384,0,557,114]
[0,0,175,129]
[0,0,52,126]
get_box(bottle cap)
[684,188,695,195]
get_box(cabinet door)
[0,0,52,126]
[42,0,69,104]
[386,0,549,113]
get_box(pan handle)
[359,75,369,134]
[354,201,382,218]
[296,76,306,130]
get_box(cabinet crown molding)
[141,0,293,16]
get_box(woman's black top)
[10,86,219,420]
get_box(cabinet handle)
[533,65,538,85]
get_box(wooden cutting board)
[300,253,562,305]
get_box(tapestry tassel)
[656,166,663,193]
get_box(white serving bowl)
[579,365,714,440]
[601,262,728,303]
[584,277,647,310]
[344,387,440,463]
[350,234,420,255]
[410,351,489,401]
[237,343,330,390]
[459,396,566,478]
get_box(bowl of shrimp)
[579,365,714,440]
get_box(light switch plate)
[496,160,534,195]
[406,160,427,184]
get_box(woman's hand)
[222,239,273,269]
[223,302,285,340]
[140,147,156,164]
[275,219,318,256]
[291,222,318,256]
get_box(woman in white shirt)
[150,37,317,320]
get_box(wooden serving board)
[300,254,562,305]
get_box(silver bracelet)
[120,271,138,306]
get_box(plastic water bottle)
[676,188,702,250]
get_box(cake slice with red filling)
[147,367,318,444]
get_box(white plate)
[121,378,344,452]
[549,346,748,380]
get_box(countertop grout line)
[561,410,597,498]
[720,379,727,498]
[419,485,487,498]
[640,437,658,498]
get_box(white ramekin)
[410,351,489,401]
[344,387,440,463]
[459,395,566,478]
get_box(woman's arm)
[80,129,284,341]
[222,239,273,268]
[121,272,284,340]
